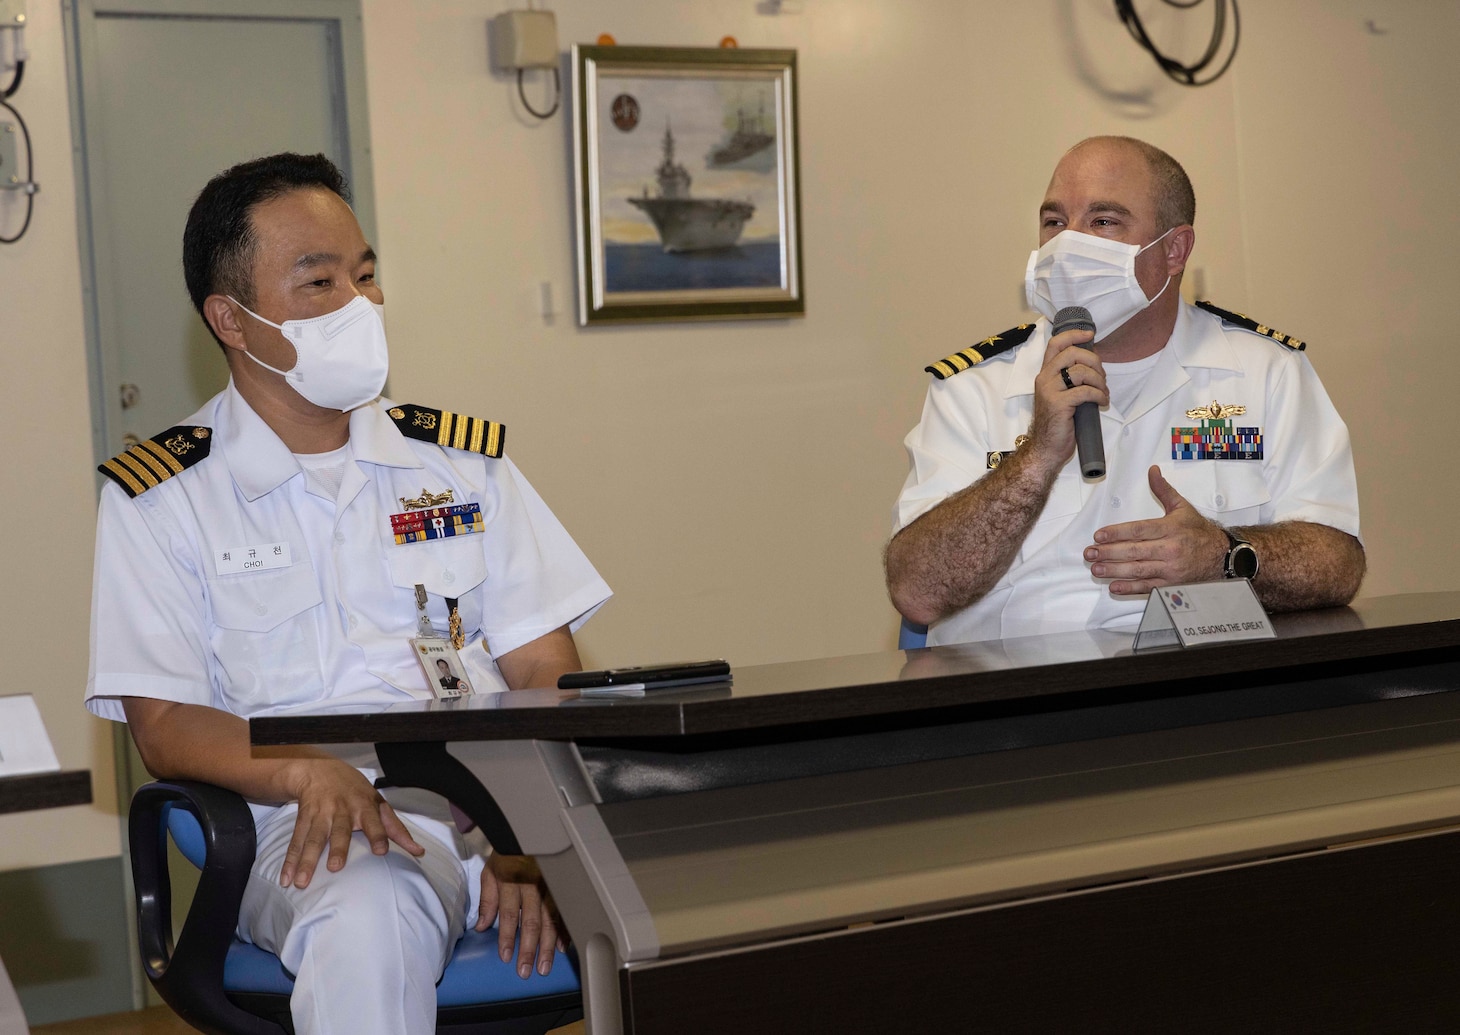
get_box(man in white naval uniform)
[86,153,610,1034]
[886,136,1364,646]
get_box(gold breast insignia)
[1173,402,1261,461]
[1186,400,1246,422]
[399,488,456,511]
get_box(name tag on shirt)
[215,542,293,576]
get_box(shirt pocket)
[1019,466,1084,563]
[206,564,325,710]
[385,536,489,633]
[1165,462,1271,527]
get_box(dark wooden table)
[0,767,91,1034]
[0,770,92,815]
[254,592,1460,1034]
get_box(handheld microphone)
[1052,305,1105,480]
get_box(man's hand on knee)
[279,759,424,889]
[477,851,565,978]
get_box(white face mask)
[1024,228,1174,341]
[229,294,390,412]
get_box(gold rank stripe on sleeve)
[387,404,506,459]
[925,323,1038,380]
[97,426,213,498]
[1195,300,1306,351]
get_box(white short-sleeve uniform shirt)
[87,384,612,724]
[894,301,1360,647]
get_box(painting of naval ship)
[573,43,803,324]
[628,123,755,253]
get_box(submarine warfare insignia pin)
[399,488,457,511]
[1172,401,1262,461]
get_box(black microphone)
[1052,305,1105,479]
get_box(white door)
[72,0,376,462]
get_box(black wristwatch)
[1222,530,1259,580]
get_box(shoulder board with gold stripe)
[1196,300,1306,351]
[387,404,505,458]
[925,323,1038,380]
[98,426,213,499]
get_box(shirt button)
[254,603,268,616]
[442,570,456,584]
[1111,496,1122,508]
[1122,427,1130,438]
[334,531,346,544]
[348,614,359,630]
[1215,494,1226,508]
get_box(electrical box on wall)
[0,0,26,28]
[490,10,557,70]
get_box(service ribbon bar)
[1172,422,1263,461]
[391,502,484,544]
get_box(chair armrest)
[129,780,282,1035]
[374,741,523,855]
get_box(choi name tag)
[215,542,292,576]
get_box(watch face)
[1231,543,1259,579]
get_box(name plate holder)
[0,694,61,777]
[1134,580,1276,652]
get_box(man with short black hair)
[886,136,1364,645]
[87,152,610,1034]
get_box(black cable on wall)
[1115,0,1241,87]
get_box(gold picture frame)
[572,45,804,325]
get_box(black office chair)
[129,779,583,1035]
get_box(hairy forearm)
[1236,521,1366,612]
[121,697,336,804]
[886,448,1060,625]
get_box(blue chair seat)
[221,926,579,1006]
[899,617,929,650]
[134,781,582,1034]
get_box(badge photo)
[409,637,474,700]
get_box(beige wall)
[0,0,120,869]
[2,0,1455,869]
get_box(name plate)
[0,695,61,777]
[1133,579,1276,651]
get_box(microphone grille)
[1052,306,1096,335]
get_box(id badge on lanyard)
[407,583,472,700]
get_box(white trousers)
[237,804,486,1035]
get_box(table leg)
[0,955,28,1035]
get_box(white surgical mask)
[230,294,389,412]
[1024,228,1174,341]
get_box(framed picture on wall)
[572,44,804,325]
